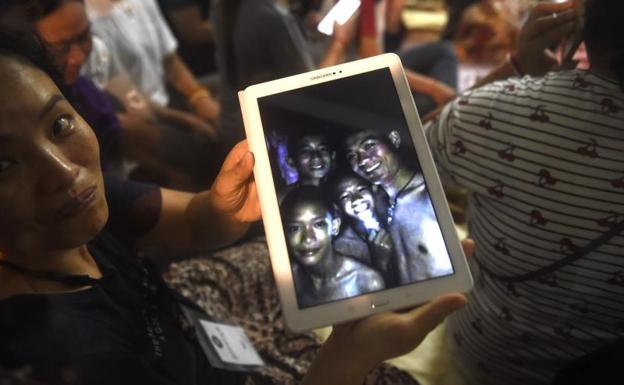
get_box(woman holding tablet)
[0,25,467,385]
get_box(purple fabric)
[70,76,123,171]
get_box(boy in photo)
[344,128,452,283]
[330,170,397,285]
[281,186,385,308]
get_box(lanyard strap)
[475,220,624,283]
[0,259,102,287]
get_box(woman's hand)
[515,1,578,76]
[209,141,261,223]
[303,239,473,385]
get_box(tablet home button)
[371,300,390,309]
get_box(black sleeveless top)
[0,176,245,385]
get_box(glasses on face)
[47,26,92,58]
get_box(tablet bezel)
[239,53,472,332]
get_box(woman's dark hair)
[0,22,68,95]
[0,0,78,23]
[584,0,624,90]
[217,0,243,88]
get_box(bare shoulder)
[343,258,385,291]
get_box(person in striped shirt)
[425,1,624,384]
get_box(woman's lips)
[55,186,97,221]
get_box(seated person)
[211,0,355,148]
[282,186,385,308]
[157,0,217,77]
[1,0,221,189]
[0,25,467,385]
[330,169,397,284]
[424,1,624,384]
[344,128,453,283]
[286,127,336,188]
[84,0,220,124]
[452,0,520,64]
[302,0,458,116]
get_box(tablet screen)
[257,68,454,309]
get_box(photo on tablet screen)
[257,68,454,309]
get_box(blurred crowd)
[0,1,621,385]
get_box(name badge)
[180,305,265,372]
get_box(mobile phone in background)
[317,0,361,36]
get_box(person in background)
[157,0,217,78]
[212,0,357,149]
[84,0,220,124]
[2,0,222,190]
[425,1,624,384]
[452,0,520,64]
[357,0,458,116]
[0,24,468,385]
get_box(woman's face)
[0,58,108,257]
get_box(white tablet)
[239,53,472,332]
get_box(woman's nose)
[37,146,80,194]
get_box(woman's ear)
[388,130,401,148]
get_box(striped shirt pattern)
[425,69,624,385]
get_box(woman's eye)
[288,224,300,233]
[52,116,76,137]
[339,194,349,202]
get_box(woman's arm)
[163,53,220,121]
[136,141,260,254]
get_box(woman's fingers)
[526,0,574,24]
[524,9,576,42]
